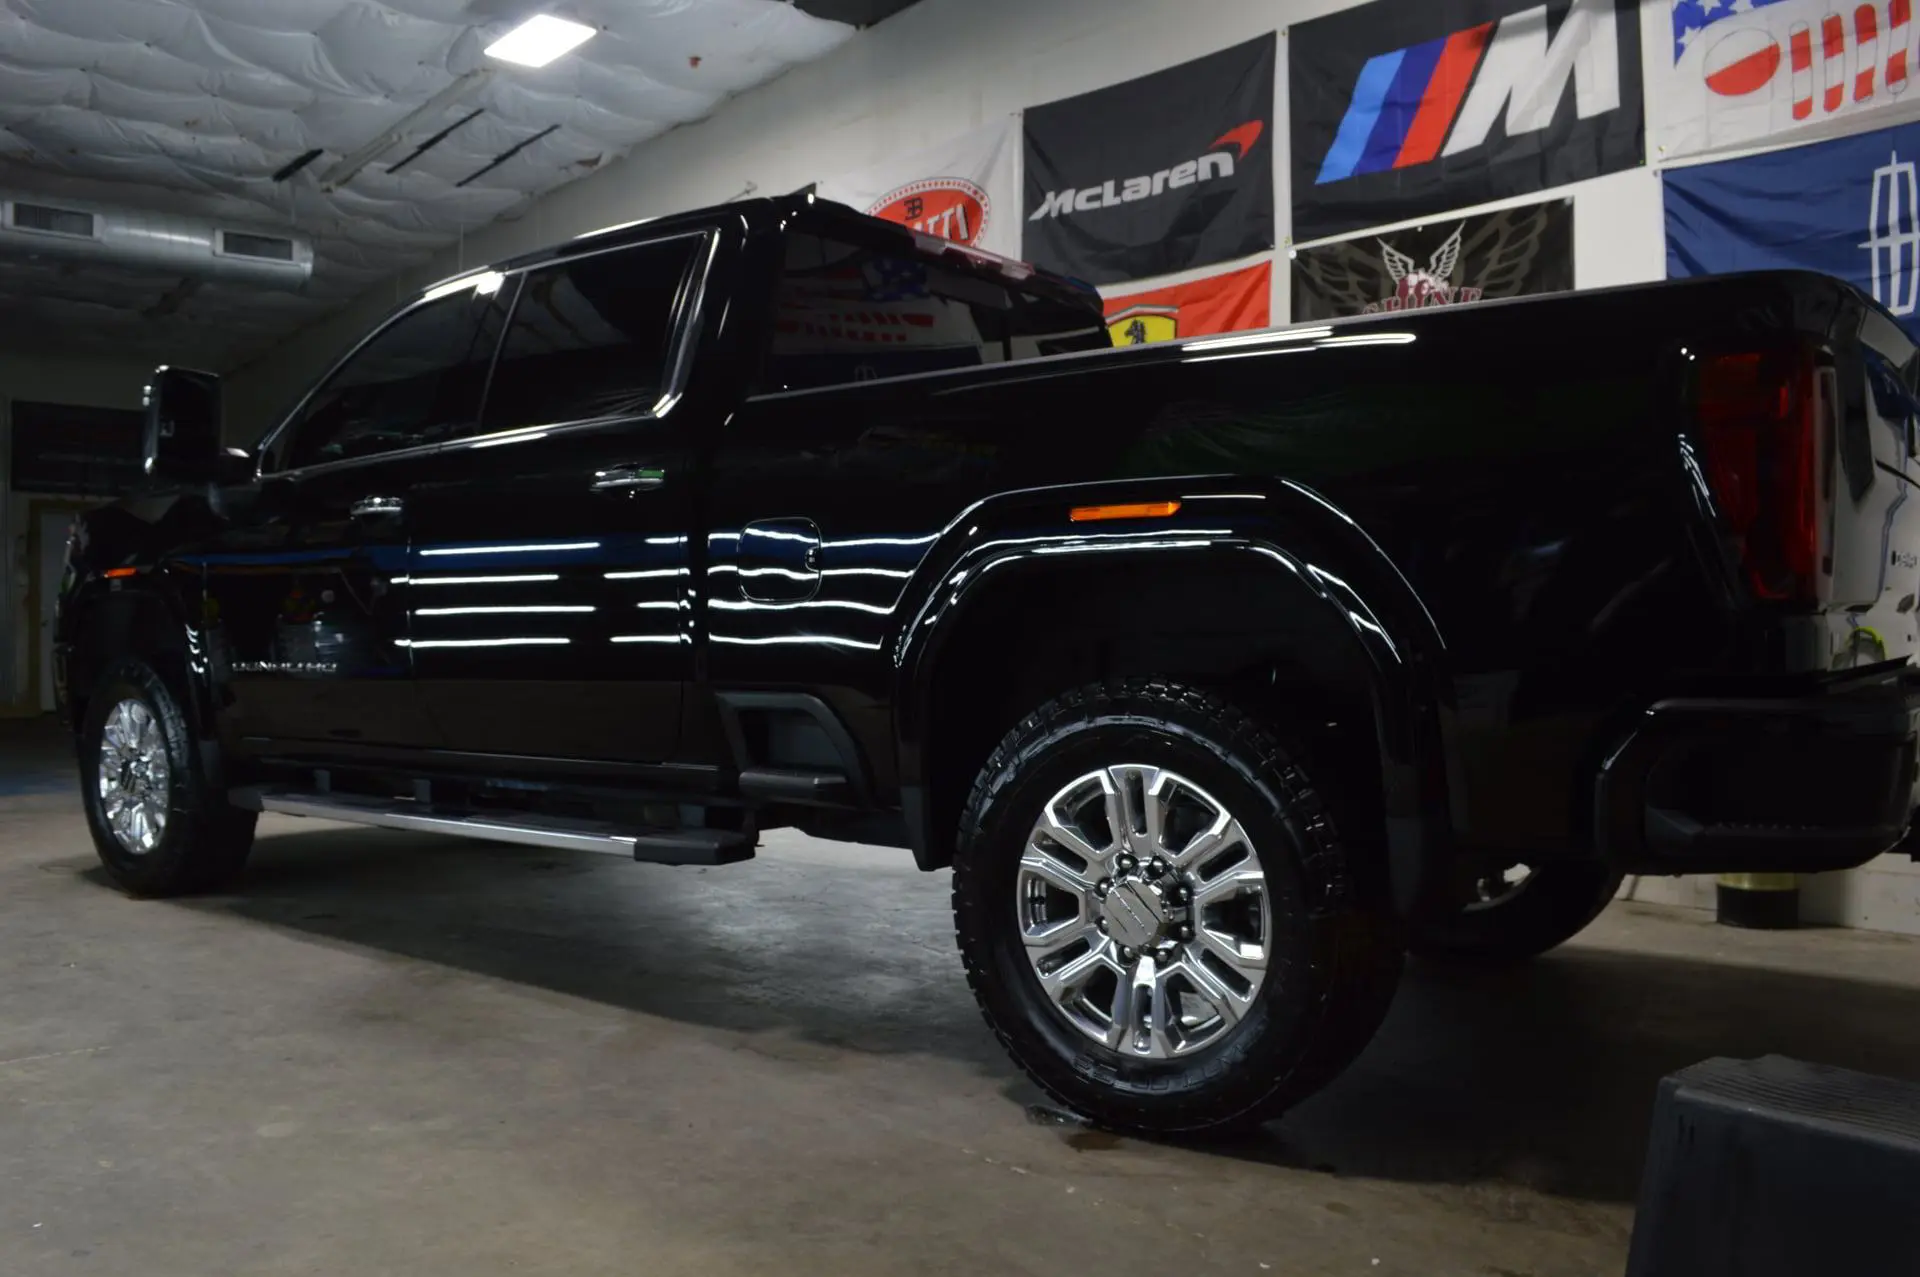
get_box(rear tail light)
[1693,344,1831,603]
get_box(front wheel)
[1408,860,1623,962]
[952,679,1402,1135]
[80,659,256,897]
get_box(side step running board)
[231,788,755,866]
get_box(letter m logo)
[1315,0,1621,186]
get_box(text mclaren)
[1029,152,1237,221]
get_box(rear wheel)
[1408,860,1622,962]
[953,679,1401,1135]
[80,660,255,897]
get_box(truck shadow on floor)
[150,824,1920,1205]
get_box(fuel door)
[739,518,823,604]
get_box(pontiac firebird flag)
[1021,35,1275,286]
[1289,0,1643,243]
[1291,198,1573,322]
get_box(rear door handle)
[350,496,404,519]
[591,466,666,493]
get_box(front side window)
[478,235,703,434]
[269,285,508,473]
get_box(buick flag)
[1022,35,1275,285]
[1290,0,1642,243]
[1666,117,1920,341]
[1659,0,1920,160]
[1292,198,1573,321]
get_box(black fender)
[59,500,228,786]
[892,476,1455,917]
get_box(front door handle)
[591,466,666,493]
[350,496,404,519]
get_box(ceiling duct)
[0,194,313,288]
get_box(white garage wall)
[223,0,1672,435]
[0,352,157,713]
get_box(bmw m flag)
[1289,0,1643,243]
[1664,116,1920,341]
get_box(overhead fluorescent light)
[485,14,596,67]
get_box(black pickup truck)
[56,191,1920,1133]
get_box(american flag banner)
[1660,0,1920,159]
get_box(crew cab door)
[697,221,1109,785]
[188,276,509,749]
[404,232,713,763]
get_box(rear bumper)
[1595,673,1920,873]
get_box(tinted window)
[757,232,1110,394]
[479,236,702,433]
[273,285,507,472]
[759,233,1004,394]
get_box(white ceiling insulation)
[0,0,856,369]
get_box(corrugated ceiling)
[0,0,859,369]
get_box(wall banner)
[1665,117,1920,341]
[1291,198,1573,322]
[816,118,1021,258]
[1022,35,1275,285]
[1289,0,1642,244]
[1102,261,1272,346]
[1660,0,1920,162]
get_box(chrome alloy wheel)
[98,699,170,855]
[1016,765,1270,1059]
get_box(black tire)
[953,679,1402,1135]
[79,659,256,897]
[1407,860,1623,962]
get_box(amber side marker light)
[1069,500,1181,523]
[103,567,138,579]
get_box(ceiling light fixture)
[485,14,597,68]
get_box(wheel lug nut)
[1116,854,1136,873]
[1095,879,1111,897]
[1120,946,1135,961]
[1179,925,1194,941]
[1096,918,1109,933]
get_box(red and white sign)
[1661,0,1920,159]
[1100,261,1272,346]
[817,119,1021,258]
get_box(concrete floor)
[4,717,1920,1275]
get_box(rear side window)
[271,285,507,472]
[758,233,1006,394]
[479,236,703,433]
[757,232,1110,394]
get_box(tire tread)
[951,677,1401,1134]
